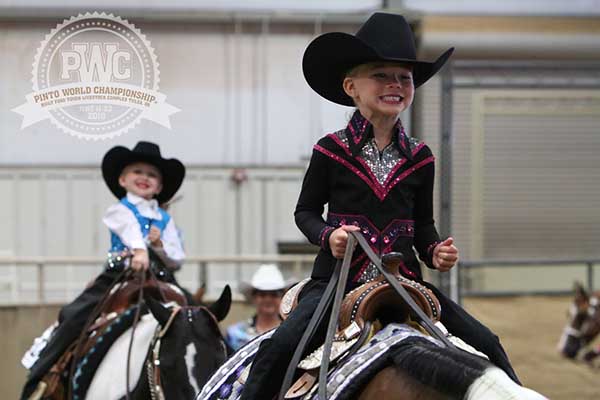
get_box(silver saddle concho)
[279,253,444,399]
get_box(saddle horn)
[381,252,404,276]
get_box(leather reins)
[279,231,455,400]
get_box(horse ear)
[208,285,232,322]
[146,296,171,326]
[574,282,589,300]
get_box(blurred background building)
[0,0,599,302]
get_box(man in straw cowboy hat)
[21,141,187,399]
[240,12,519,399]
[226,264,286,351]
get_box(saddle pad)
[297,321,363,371]
[303,323,441,400]
[197,323,440,400]
[198,329,275,400]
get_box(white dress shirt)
[103,192,185,268]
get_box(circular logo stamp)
[13,12,179,140]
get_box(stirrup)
[284,370,317,399]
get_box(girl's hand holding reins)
[131,248,149,271]
[328,225,361,259]
[148,225,162,247]
[432,237,459,272]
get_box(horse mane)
[389,337,490,398]
[71,304,153,399]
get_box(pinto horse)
[71,286,231,400]
[558,282,600,364]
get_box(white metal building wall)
[477,91,600,259]
[417,68,600,262]
[0,15,422,303]
[1,19,359,166]
[0,166,306,302]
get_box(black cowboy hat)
[302,12,454,106]
[102,141,185,204]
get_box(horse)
[557,282,600,364]
[199,279,547,400]
[199,323,546,400]
[31,283,232,400]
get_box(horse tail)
[389,337,489,398]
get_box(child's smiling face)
[343,62,414,119]
[118,162,163,200]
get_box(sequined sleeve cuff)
[319,226,336,251]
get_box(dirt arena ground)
[463,296,599,400]
[5,296,599,399]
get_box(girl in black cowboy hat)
[21,141,187,399]
[241,12,519,399]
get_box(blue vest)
[109,197,171,252]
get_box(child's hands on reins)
[148,225,162,247]
[329,225,361,259]
[432,237,459,272]
[131,248,149,271]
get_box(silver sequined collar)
[344,110,414,162]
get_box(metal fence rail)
[0,255,316,305]
[2,256,598,305]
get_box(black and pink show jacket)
[295,110,441,283]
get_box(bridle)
[66,248,224,400]
[147,305,182,400]
[125,256,172,400]
[145,304,225,400]
[67,250,173,400]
